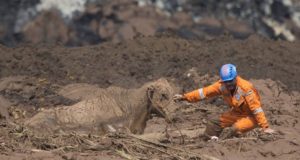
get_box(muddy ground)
[0,35,299,159]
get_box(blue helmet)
[220,64,237,82]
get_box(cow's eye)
[161,93,169,100]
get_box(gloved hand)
[210,136,219,141]
[173,94,185,101]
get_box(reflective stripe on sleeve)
[198,88,205,99]
[244,90,253,96]
[253,107,264,114]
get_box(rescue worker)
[173,64,275,140]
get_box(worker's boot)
[219,126,237,140]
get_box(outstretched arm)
[173,81,222,102]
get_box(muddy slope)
[0,35,299,91]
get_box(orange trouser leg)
[220,111,257,133]
[234,116,257,133]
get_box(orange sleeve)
[183,89,201,102]
[244,89,269,129]
[203,81,222,98]
[183,82,222,102]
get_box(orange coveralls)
[183,76,269,133]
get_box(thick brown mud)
[0,35,299,159]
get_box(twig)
[185,143,205,149]
[117,140,132,155]
[52,145,77,153]
[119,139,151,159]
[138,142,184,160]
[238,142,242,152]
[171,122,185,145]
[115,149,137,160]
[31,145,76,153]
[127,133,220,160]
[31,149,50,153]
[220,137,257,142]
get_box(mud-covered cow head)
[147,78,178,122]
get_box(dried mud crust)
[0,35,299,159]
[0,76,299,160]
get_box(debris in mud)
[0,35,299,159]
[2,0,300,46]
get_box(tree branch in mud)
[120,133,220,160]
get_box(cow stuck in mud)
[25,78,178,135]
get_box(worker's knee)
[234,117,257,133]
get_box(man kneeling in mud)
[173,64,275,140]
